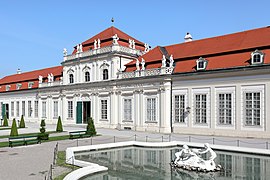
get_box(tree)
[3,114,8,127]
[19,115,25,128]
[10,118,18,136]
[56,116,63,132]
[86,117,96,136]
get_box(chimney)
[184,32,193,42]
[17,68,21,74]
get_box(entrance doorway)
[83,101,91,124]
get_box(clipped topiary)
[56,116,63,132]
[3,114,8,127]
[39,119,49,140]
[10,118,18,136]
[19,115,25,128]
[86,117,96,136]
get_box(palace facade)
[0,26,270,138]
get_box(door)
[83,101,91,124]
[76,102,82,124]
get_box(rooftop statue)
[136,59,140,71]
[169,54,174,67]
[141,58,145,70]
[112,34,119,45]
[97,39,101,49]
[162,55,167,68]
[94,39,97,49]
[144,43,150,53]
[63,48,68,56]
[129,39,133,48]
[172,143,221,172]
[38,75,43,84]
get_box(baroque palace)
[0,26,269,138]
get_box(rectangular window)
[22,101,25,116]
[195,94,207,123]
[174,95,185,123]
[68,101,73,118]
[101,100,108,119]
[146,98,156,122]
[28,101,32,117]
[11,102,14,117]
[218,93,232,125]
[53,101,58,118]
[123,99,132,121]
[16,101,20,117]
[42,101,46,118]
[34,101,38,118]
[245,92,261,126]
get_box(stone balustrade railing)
[63,45,143,61]
[119,67,174,79]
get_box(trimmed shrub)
[19,115,25,128]
[56,116,63,132]
[40,119,46,133]
[10,118,18,136]
[39,119,48,140]
[3,114,8,127]
[86,117,96,136]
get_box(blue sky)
[0,0,269,78]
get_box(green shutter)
[2,104,6,118]
[76,102,82,124]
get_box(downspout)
[170,79,173,133]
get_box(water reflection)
[75,146,270,180]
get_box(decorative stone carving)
[39,75,43,84]
[80,44,83,52]
[169,54,174,67]
[112,34,119,45]
[94,39,97,49]
[132,40,135,49]
[63,48,68,56]
[47,73,54,83]
[97,39,101,49]
[136,59,140,71]
[129,39,133,48]
[161,55,166,68]
[172,144,221,172]
[144,43,150,53]
[141,58,145,70]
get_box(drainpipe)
[170,79,173,133]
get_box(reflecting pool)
[75,146,270,180]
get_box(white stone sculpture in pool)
[172,143,221,172]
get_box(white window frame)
[241,85,264,131]
[6,85,10,91]
[53,101,58,118]
[85,71,90,82]
[192,88,210,127]
[100,99,108,120]
[11,102,14,117]
[28,100,32,117]
[28,82,34,89]
[67,101,73,119]
[34,100,38,118]
[123,98,133,122]
[145,97,157,122]
[173,89,188,127]
[100,62,110,81]
[251,50,264,65]
[16,101,20,117]
[42,101,46,118]
[16,83,22,90]
[215,87,235,129]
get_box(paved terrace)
[0,122,269,180]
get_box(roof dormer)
[251,49,264,65]
[196,57,208,71]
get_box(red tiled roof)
[126,26,270,73]
[72,26,145,54]
[0,66,63,93]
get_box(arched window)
[85,72,90,82]
[69,74,74,84]
[251,50,264,65]
[103,69,108,80]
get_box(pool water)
[75,146,270,180]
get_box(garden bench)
[69,131,91,139]
[9,135,41,147]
